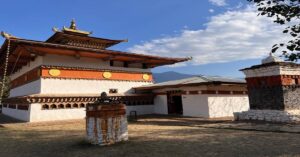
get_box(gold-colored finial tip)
[1,31,18,39]
[70,19,77,30]
[52,27,60,32]
[62,20,91,35]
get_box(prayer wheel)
[86,92,128,145]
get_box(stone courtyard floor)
[1,114,300,157]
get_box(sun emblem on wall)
[49,69,61,77]
[142,74,150,81]
[103,72,112,79]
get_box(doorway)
[167,91,183,115]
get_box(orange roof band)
[10,66,154,89]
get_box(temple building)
[0,21,250,122]
[0,20,189,122]
[135,76,249,118]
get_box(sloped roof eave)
[134,81,246,90]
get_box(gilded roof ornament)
[52,27,60,32]
[62,19,92,35]
[1,31,18,39]
[70,19,77,30]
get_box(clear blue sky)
[0,0,274,78]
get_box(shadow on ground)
[0,113,23,126]
[1,114,300,157]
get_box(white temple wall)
[2,103,155,122]
[154,95,168,114]
[9,80,41,97]
[182,95,209,118]
[2,107,30,121]
[151,86,249,118]
[10,56,43,80]
[207,95,249,118]
[29,103,86,122]
[40,78,152,95]
[43,54,150,73]
[126,105,154,115]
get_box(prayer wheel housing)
[86,92,128,145]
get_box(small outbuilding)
[135,76,250,118]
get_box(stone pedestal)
[236,54,300,123]
[234,110,300,123]
[86,103,128,145]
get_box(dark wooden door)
[167,94,183,115]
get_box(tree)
[0,77,10,100]
[248,0,300,61]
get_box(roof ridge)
[197,75,212,82]
[4,38,190,61]
[179,77,200,84]
[198,74,243,81]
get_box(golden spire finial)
[70,19,77,30]
[1,31,18,39]
[62,19,91,35]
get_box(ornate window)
[80,103,85,108]
[109,89,118,94]
[50,104,57,109]
[42,104,49,110]
[58,104,64,109]
[73,104,79,108]
[66,104,71,108]
[18,105,29,110]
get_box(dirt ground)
[1,115,300,157]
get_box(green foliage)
[248,0,300,61]
[0,77,10,99]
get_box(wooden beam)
[74,51,81,59]
[0,64,24,69]
[21,46,45,56]
[102,55,116,61]
[9,53,34,61]
[127,59,149,64]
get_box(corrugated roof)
[135,75,246,90]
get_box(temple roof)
[46,32,127,49]
[0,20,190,76]
[134,75,246,90]
[240,61,300,71]
[47,19,127,49]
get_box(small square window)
[293,78,299,85]
[110,60,114,66]
[124,62,128,68]
[109,89,118,94]
[142,63,148,69]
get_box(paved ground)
[1,114,300,157]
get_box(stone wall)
[247,86,300,110]
[283,86,300,110]
[234,110,300,123]
[243,63,300,110]
[247,86,284,110]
